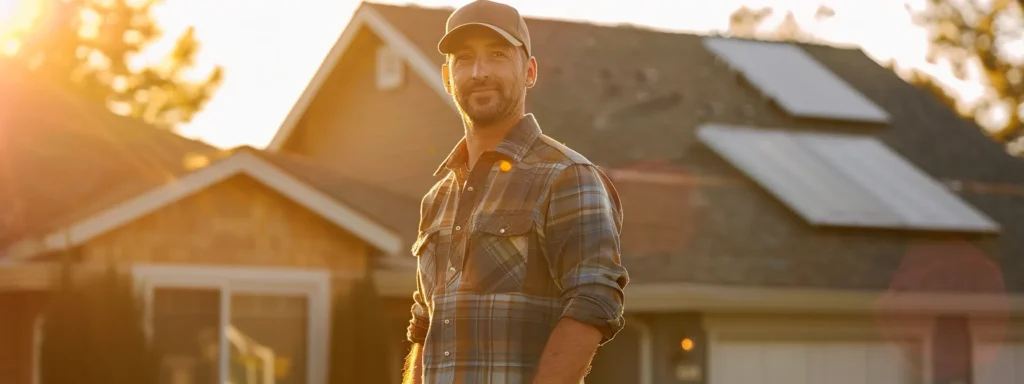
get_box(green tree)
[912,0,1024,154]
[39,263,159,384]
[10,0,222,128]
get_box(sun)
[0,0,40,47]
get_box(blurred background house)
[2,1,1024,384]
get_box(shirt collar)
[433,113,543,177]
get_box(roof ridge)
[365,1,861,53]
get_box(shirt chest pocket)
[411,227,441,298]
[466,210,534,294]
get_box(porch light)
[673,335,702,382]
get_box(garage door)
[974,342,1024,384]
[711,340,920,384]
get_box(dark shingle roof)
[367,2,1024,293]
[0,59,224,247]
[0,58,419,259]
[255,150,421,246]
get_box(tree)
[912,0,1024,154]
[9,0,222,128]
[39,263,160,384]
[725,5,834,43]
[886,61,966,117]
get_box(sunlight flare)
[0,0,39,39]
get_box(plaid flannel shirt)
[406,114,629,384]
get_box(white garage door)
[974,342,1024,384]
[711,340,920,384]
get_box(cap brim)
[437,23,523,54]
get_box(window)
[376,45,404,90]
[134,265,331,384]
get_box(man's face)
[442,30,536,127]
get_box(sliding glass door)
[227,294,309,384]
[137,266,330,384]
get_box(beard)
[453,79,521,127]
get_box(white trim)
[372,268,1024,314]
[704,315,935,384]
[626,317,654,384]
[266,4,455,152]
[625,282,1024,314]
[132,264,334,384]
[32,314,43,384]
[1,150,404,263]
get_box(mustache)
[460,79,501,93]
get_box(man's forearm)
[531,317,603,384]
[403,343,423,384]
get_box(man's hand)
[531,317,603,384]
[402,343,423,384]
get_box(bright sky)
[0,0,990,149]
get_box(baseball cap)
[437,0,532,57]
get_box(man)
[403,1,629,383]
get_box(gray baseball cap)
[437,0,532,57]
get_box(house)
[0,58,418,384]
[262,2,1024,384]
[3,2,1024,384]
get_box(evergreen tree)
[10,0,222,128]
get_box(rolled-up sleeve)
[406,266,431,344]
[544,163,629,345]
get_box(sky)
[0,0,990,149]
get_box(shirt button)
[444,351,450,357]
[499,228,506,234]
[449,266,456,272]
[455,225,461,231]
[467,186,474,192]
[444,319,450,324]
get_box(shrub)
[328,275,390,383]
[38,264,159,384]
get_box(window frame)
[132,264,332,384]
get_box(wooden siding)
[79,174,371,277]
[281,26,462,199]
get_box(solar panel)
[697,124,1000,233]
[703,37,891,124]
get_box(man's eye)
[491,51,506,58]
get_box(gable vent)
[376,45,404,91]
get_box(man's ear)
[526,56,538,89]
[441,63,454,95]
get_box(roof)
[361,2,1024,293]
[255,150,421,248]
[0,58,416,260]
[0,58,224,247]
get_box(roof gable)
[265,2,455,151]
[2,148,405,263]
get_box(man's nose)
[471,60,489,79]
